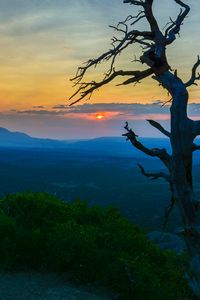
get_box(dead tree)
[70,0,200,296]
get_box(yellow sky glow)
[0,0,200,140]
[0,0,199,113]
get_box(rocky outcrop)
[148,231,187,255]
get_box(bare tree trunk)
[156,71,200,297]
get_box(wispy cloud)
[16,110,66,116]
[13,102,200,120]
[1,102,200,139]
[14,102,168,118]
[52,104,68,109]
[33,105,46,109]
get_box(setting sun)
[96,113,105,120]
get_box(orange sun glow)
[96,113,105,120]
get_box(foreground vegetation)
[0,192,190,299]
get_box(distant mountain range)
[0,126,199,163]
[0,127,173,157]
[68,136,172,157]
[0,127,67,148]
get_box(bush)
[0,192,190,299]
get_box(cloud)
[11,100,200,120]
[14,102,169,118]
[67,102,168,114]
[52,104,68,109]
[33,105,46,109]
[15,109,66,116]
[14,102,200,121]
[2,102,200,139]
[50,102,170,118]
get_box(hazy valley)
[0,127,200,231]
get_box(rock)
[148,231,187,254]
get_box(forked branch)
[69,68,153,105]
[137,162,175,228]
[69,0,159,105]
[123,122,171,168]
[71,27,153,85]
[70,0,191,105]
[166,0,190,44]
[185,56,200,87]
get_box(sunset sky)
[0,0,200,139]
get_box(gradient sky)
[0,0,200,139]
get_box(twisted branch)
[123,122,171,168]
[166,0,190,44]
[147,119,171,137]
[137,163,171,182]
[137,162,175,228]
[71,28,153,85]
[69,1,157,104]
[69,68,153,105]
[185,56,200,87]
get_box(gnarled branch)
[137,162,175,228]
[166,0,190,45]
[69,68,153,105]
[144,0,160,34]
[137,163,171,182]
[117,68,153,85]
[71,28,153,85]
[185,56,200,87]
[147,119,171,137]
[123,122,171,168]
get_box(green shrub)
[0,192,69,230]
[0,192,190,299]
[0,213,16,267]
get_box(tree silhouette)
[70,0,200,296]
